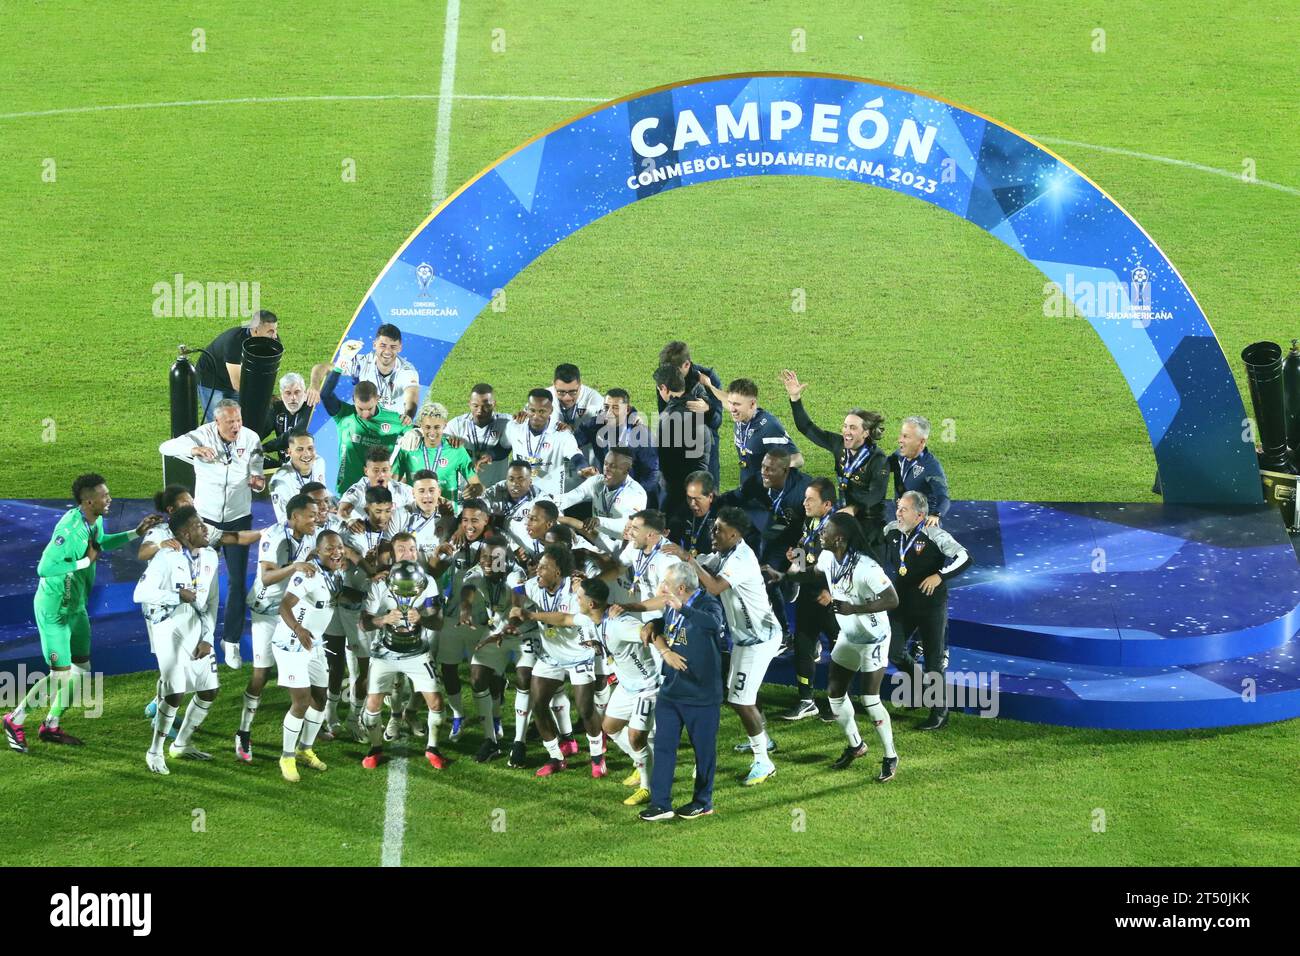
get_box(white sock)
[345,649,360,709]
[748,732,769,763]
[325,692,340,725]
[282,712,304,757]
[587,733,604,759]
[864,694,896,758]
[610,727,635,759]
[363,709,384,748]
[239,692,259,733]
[593,680,613,717]
[513,688,531,743]
[542,736,563,761]
[474,690,495,742]
[301,706,326,748]
[426,708,443,748]
[446,685,463,720]
[830,695,863,748]
[173,696,212,748]
[14,672,57,725]
[632,746,651,790]
[552,694,573,737]
[150,701,178,755]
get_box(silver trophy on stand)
[384,561,431,654]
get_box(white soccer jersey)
[618,540,679,621]
[557,475,647,552]
[446,412,513,486]
[547,383,604,429]
[346,352,420,414]
[520,577,587,667]
[159,422,264,523]
[815,549,893,644]
[269,458,327,523]
[484,481,554,554]
[339,477,415,516]
[341,518,399,591]
[362,574,440,660]
[133,547,220,648]
[248,524,318,614]
[698,540,781,646]
[271,566,343,649]
[396,505,445,558]
[579,611,658,693]
[503,421,580,496]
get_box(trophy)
[384,561,430,654]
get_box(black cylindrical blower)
[1284,340,1300,464]
[1241,341,1294,473]
[239,336,283,439]
[169,346,198,437]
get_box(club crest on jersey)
[913,540,926,554]
[382,423,392,433]
[236,447,245,458]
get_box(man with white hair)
[262,372,315,468]
[195,310,279,422]
[884,490,971,731]
[335,323,420,422]
[888,416,951,526]
[160,399,266,669]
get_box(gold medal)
[899,564,908,576]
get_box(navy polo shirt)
[888,447,951,518]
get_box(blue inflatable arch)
[312,71,1259,506]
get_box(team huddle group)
[7,323,971,818]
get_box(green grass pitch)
[0,1,1297,865]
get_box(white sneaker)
[383,716,401,742]
[146,751,170,775]
[169,743,213,760]
[223,642,242,669]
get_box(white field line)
[1,91,1292,198]
[430,0,462,208]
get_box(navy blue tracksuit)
[650,591,727,811]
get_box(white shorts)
[726,639,781,706]
[604,682,658,732]
[273,640,328,689]
[435,625,471,666]
[251,611,278,669]
[532,657,597,686]
[831,635,888,673]
[469,630,523,673]
[369,655,440,696]
[154,624,219,696]
[516,633,537,670]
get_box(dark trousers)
[650,697,720,811]
[212,513,253,645]
[887,600,948,709]
[792,592,838,700]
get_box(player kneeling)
[134,507,222,774]
[781,513,900,781]
[360,543,447,770]
[272,530,347,783]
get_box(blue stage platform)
[1,498,1296,731]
